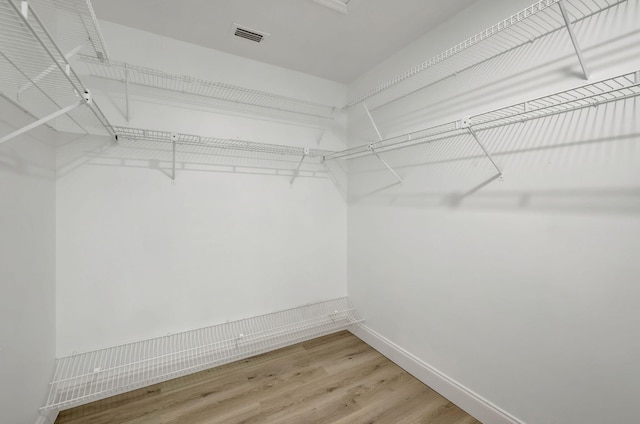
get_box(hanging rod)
[345,0,627,110]
[0,0,115,138]
[113,126,333,158]
[326,69,640,161]
[78,55,338,120]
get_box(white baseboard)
[35,409,59,424]
[349,324,526,424]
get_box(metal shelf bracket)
[462,117,502,177]
[369,143,403,183]
[364,103,403,184]
[0,91,91,145]
[558,0,590,79]
[290,148,309,185]
[171,133,177,181]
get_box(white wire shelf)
[0,0,114,138]
[114,126,333,159]
[327,69,640,160]
[346,0,627,110]
[78,55,339,119]
[42,297,363,411]
[27,0,109,62]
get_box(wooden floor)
[56,331,482,424]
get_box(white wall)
[55,22,348,355]
[0,99,57,424]
[346,1,640,424]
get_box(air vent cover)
[230,24,270,43]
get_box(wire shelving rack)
[42,297,363,411]
[28,0,110,62]
[327,70,640,161]
[0,0,114,141]
[114,126,332,158]
[112,126,336,183]
[79,55,339,120]
[346,0,628,111]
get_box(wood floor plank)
[55,331,482,424]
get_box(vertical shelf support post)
[124,63,130,122]
[171,133,177,181]
[290,148,309,185]
[558,0,590,79]
[363,102,402,184]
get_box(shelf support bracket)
[466,125,502,177]
[363,102,383,141]
[124,63,130,122]
[363,102,402,184]
[0,94,89,145]
[369,143,403,183]
[290,148,309,185]
[17,45,83,99]
[171,133,177,181]
[558,0,590,80]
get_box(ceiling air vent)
[231,24,270,43]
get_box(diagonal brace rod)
[17,45,83,97]
[468,127,502,176]
[371,146,403,183]
[290,149,308,185]
[0,99,85,145]
[364,102,403,183]
[558,0,590,79]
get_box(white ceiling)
[91,0,477,83]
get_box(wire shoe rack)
[42,298,363,411]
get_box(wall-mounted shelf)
[0,0,114,142]
[28,0,109,62]
[79,55,339,120]
[115,126,332,158]
[42,297,363,412]
[113,126,335,183]
[346,0,627,111]
[327,69,640,161]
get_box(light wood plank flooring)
[55,331,482,424]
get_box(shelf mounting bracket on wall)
[0,91,91,145]
[558,0,590,80]
[124,63,130,122]
[290,148,309,185]
[363,102,403,184]
[462,117,502,177]
[171,133,177,181]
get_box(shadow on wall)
[55,134,331,183]
[0,99,56,180]
[346,97,640,215]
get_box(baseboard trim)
[35,409,59,424]
[349,324,526,424]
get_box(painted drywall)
[0,99,56,424]
[346,1,640,424]
[55,22,348,355]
